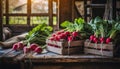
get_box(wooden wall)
[58,0,72,29]
[0,0,3,41]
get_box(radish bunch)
[12,42,24,51]
[12,42,43,54]
[23,43,43,54]
[49,30,80,42]
[89,35,111,44]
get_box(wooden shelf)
[85,4,105,8]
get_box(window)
[3,0,58,28]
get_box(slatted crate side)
[84,48,113,57]
[46,39,84,47]
[47,45,83,55]
[84,40,113,50]
[46,39,84,55]
[84,40,114,57]
[46,39,64,47]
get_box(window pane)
[3,16,6,25]
[9,0,27,13]
[3,0,6,14]
[53,16,57,25]
[9,16,27,24]
[31,16,49,25]
[31,0,48,13]
[53,1,57,14]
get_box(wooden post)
[84,0,87,22]
[6,0,9,25]
[111,0,116,20]
[27,0,31,25]
[58,0,72,29]
[0,0,3,41]
[49,0,53,27]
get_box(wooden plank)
[46,39,84,47]
[111,0,116,20]
[32,63,120,69]
[84,0,87,21]
[86,4,105,8]
[84,39,114,57]
[0,0,3,41]
[49,0,53,27]
[84,48,113,57]
[5,0,9,25]
[3,13,56,16]
[24,51,120,63]
[58,0,72,29]
[27,0,31,25]
[84,40,113,50]
[47,45,82,55]
[46,39,84,54]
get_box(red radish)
[68,36,73,42]
[34,47,42,53]
[72,32,78,37]
[17,42,24,50]
[23,47,30,53]
[64,31,70,36]
[56,31,62,35]
[62,33,67,38]
[106,38,111,44]
[52,33,56,37]
[93,37,98,43]
[59,33,66,39]
[49,37,54,40]
[99,37,105,43]
[30,43,38,51]
[12,43,18,50]
[55,36,60,41]
[90,35,95,41]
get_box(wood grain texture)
[84,40,114,57]
[0,0,3,41]
[46,39,84,54]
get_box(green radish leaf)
[74,18,85,24]
[60,21,72,28]
[94,16,103,24]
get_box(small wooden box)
[84,39,114,57]
[46,39,84,55]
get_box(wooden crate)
[84,39,114,57]
[46,39,84,55]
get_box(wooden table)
[0,49,120,69]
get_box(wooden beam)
[6,0,9,25]
[0,0,3,41]
[27,0,31,25]
[3,13,57,16]
[49,0,53,27]
[58,0,72,29]
[111,0,116,20]
[84,0,87,21]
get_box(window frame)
[3,0,58,27]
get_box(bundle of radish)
[19,23,53,54]
[12,42,25,51]
[11,23,53,54]
[46,18,91,55]
[23,43,43,54]
[84,16,120,57]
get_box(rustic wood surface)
[1,49,120,63]
[1,49,120,69]
[24,51,120,63]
